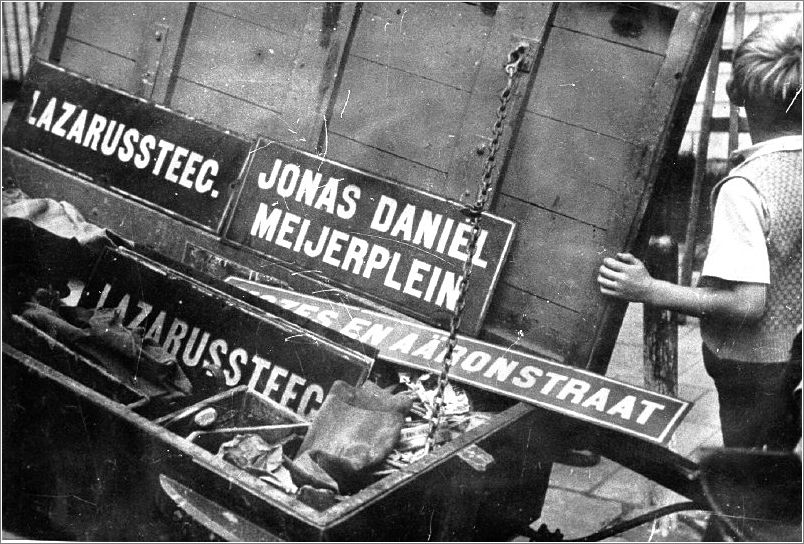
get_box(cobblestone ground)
[526,303,720,542]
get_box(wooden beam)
[728,2,746,155]
[680,24,724,288]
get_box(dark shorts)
[702,343,801,450]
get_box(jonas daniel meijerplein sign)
[225,139,517,334]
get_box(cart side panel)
[483,3,724,367]
[2,345,183,541]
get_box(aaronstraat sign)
[226,277,691,445]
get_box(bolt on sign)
[4,60,251,231]
[227,277,692,445]
[224,139,516,335]
[79,248,373,419]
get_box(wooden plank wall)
[53,3,189,97]
[46,2,357,150]
[25,2,719,370]
[482,3,680,362]
[170,3,312,144]
[326,2,497,198]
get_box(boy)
[598,17,802,450]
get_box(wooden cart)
[2,2,727,540]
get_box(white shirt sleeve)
[701,177,770,284]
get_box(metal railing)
[2,2,44,86]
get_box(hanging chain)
[424,43,529,455]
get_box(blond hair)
[727,17,802,122]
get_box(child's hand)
[597,253,655,303]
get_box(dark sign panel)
[5,60,251,231]
[227,278,691,445]
[224,139,516,334]
[79,248,373,418]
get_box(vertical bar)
[643,235,679,397]
[728,2,746,156]
[679,25,724,288]
[48,2,74,64]
[12,2,24,79]
[3,4,14,79]
[163,2,196,106]
[25,2,34,50]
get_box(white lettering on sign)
[243,155,502,312]
[93,282,324,417]
[226,278,690,444]
[249,203,463,310]
[26,91,221,198]
[370,195,488,268]
[258,159,361,219]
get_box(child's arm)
[598,252,766,322]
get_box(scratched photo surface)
[5,2,796,542]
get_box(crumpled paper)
[218,434,297,494]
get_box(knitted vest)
[701,148,802,363]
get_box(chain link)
[424,43,528,455]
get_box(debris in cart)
[174,370,494,505]
[19,288,198,401]
[290,380,415,494]
[79,246,375,417]
[217,433,298,494]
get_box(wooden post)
[679,25,724,288]
[643,235,678,397]
[728,3,746,156]
[642,234,680,518]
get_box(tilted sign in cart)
[226,277,691,445]
[79,248,373,418]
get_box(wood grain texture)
[325,133,450,196]
[169,78,297,146]
[491,194,607,314]
[328,54,469,174]
[24,2,724,374]
[527,27,665,144]
[502,113,636,229]
[67,3,187,62]
[351,3,492,91]
[483,285,581,363]
[447,3,556,209]
[553,2,676,55]
[200,2,307,37]
[579,3,727,371]
[59,38,135,91]
[178,5,301,109]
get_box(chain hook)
[505,42,529,76]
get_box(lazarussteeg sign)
[5,60,251,231]
[79,248,372,418]
[224,139,516,334]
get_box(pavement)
[526,301,721,542]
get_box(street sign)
[5,60,252,231]
[227,277,692,445]
[79,248,373,418]
[224,139,516,334]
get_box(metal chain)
[424,43,528,454]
